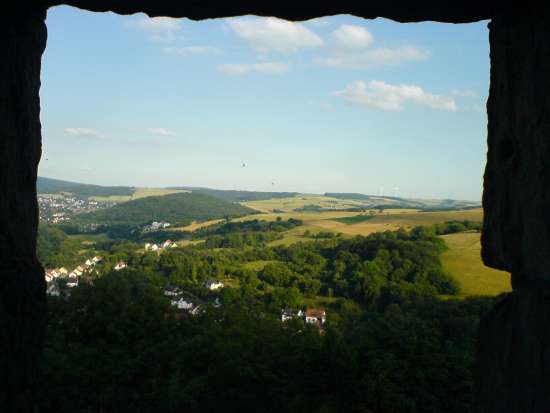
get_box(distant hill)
[173,187,299,202]
[325,192,480,210]
[72,192,256,227]
[325,193,374,201]
[38,177,135,198]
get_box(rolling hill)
[325,192,480,210]
[172,186,299,202]
[72,192,256,227]
[38,177,135,198]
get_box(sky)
[39,6,490,201]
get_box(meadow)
[441,232,511,296]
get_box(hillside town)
[38,194,115,223]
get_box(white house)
[163,286,181,297]
[162,240,173,249]
[69,270,80,278]
[281,308,304,322]
[171,298,194,310]
[92,256,103,263]
[205,279,224,291]
[85,259,94,267]
[144,243,152,251]
[151,244,160,252]
[45,269,55,283]
[114,261,127,271]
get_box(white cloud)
[316,46,429,69]
[128,17,181,42]
[303,17,332,27]
[451,88,476,97]
[64,128,99,137]
[149,128,174,136]
[217,62,289,76]
[228,17,323,53]
[163,46,221,56]
[329,25,374,49]
[333,80,458,112]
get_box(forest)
[37,220,501,412]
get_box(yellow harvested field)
[327,209,484,236]
[241,194,382,213]
[234,210,362,223]
[267,225,340,246]
[172,219,225,232]
[234,208,485,246]
[441,232,511,297]
[92,188,188,202]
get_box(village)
[38,194,115,223]
[43,245,327,330]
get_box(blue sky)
[39,6,489,200]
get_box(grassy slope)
[441,232,511,296]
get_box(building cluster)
[164,286,204,317]
[163,281,225,318]
[45,255,103,295]
[142,221,171,233]
[281,308,327,330]
[38,194,114,223]
[144,239,178,252]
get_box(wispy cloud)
[217,62,289,76]
[333,80,458,112]
[163,46,221,56]
[128,16,181,42]
[64,127,99,137]
[313,23,429,70]
[329,25,374,49]
[316,46,429,69]
[63,128,111,141]
[228,17,323,53]
[148,128,174,136]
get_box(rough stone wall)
[0,6,47,412]
[44,0,495,23]
[482,13,550,282]
[2,1,550,412]
[478,13,550,413]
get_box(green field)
[441,232,511,296]
[242,260,280,271]
[332,214,375,225]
